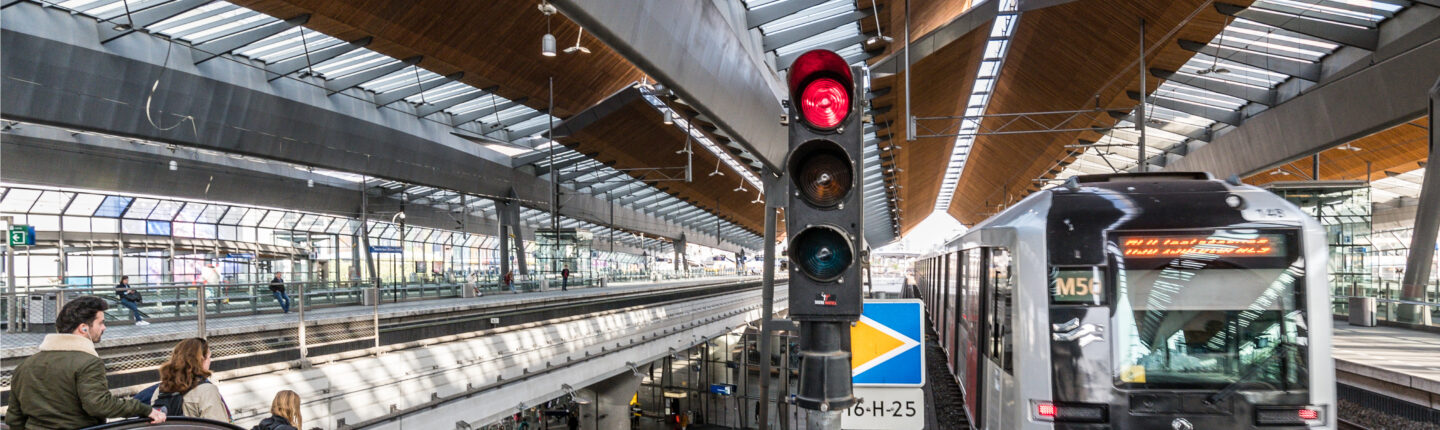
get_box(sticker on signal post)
[842,386,924,429]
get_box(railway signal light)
[785,49,864,414]
[786,49,864,320]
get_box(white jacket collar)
[38,334,99,357]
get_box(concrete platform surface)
[1332,322,1440,408]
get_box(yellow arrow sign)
[851,315,920,376]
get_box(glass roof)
[1049,0,1411,186]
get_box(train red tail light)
[1032,401,1108,423]
[788,50,854,131]
[1256,406,1326,426]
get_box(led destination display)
[1119,234,1286,258]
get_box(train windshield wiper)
[1206,342,1291,406]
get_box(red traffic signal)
[788,50,854,130]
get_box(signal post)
[782,50,867,428]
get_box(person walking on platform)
[141,338,233,421]
[116,275,149,326]
[561,267,571,291]
[270,272,291,313]
[5,296,167,429]
[505,270,515,293]
[250,390,302,430]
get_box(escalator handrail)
[81,416,246,430]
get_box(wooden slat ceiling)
[863,0,977,60]
[946,0,1253,225]
[1243,118,1431,186]
[230,0,646,118]
[555,97,766,235]
[866,12,991,235]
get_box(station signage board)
[842,386,925,429]
[8,225,35,246]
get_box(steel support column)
[1397,77,1440,324]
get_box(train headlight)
[1225,194,1246,209]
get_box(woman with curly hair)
[148,338,232,421]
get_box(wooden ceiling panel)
[867,0,978,60]
[556,98,766,235]
[868,19,991,235]
[231,0,646,118]
[1243,118,1430,186]
[947,0,1251,225]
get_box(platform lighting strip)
[932,0,1019,212]
[640,91,765,192]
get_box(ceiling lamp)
[664,109,674,125]
[564,28,591,54]
[543,33,557,57]
[862,1,892,51]
[1196,66,1230,75]
[540,2,557,57]
[1336,143,1361,151]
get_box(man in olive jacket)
[5,296,167,429]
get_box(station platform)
[1331,322,1440,410]
[1,276,757,358]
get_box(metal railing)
[1,270,749,334]
[1331,295,1440,327]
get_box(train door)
[983,248,1014,429]
[950,250,964,376]
[940,253,950,351]
[961,250,983,426]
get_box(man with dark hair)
[270,272,291,313]
[115,276,149,326]
[561,267,570,291]
[5,296,166,428]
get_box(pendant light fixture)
[540,2,557,57]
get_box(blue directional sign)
[851,299,925,386]
[709,383,736,396]
[369,246,402,254]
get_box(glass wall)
[1,185,738,291]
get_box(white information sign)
[841,386,925,429]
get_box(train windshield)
[1110,229,1308,390]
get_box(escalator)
[82,417,244,430]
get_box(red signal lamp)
[1037,403,1058,418]
[788,50,854,130]
[1298,409,1319,420]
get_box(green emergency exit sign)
[8,225,35,246]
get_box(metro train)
[914,172,1335,429]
